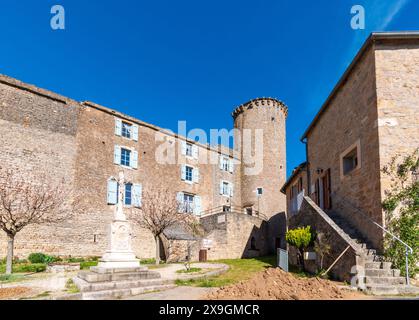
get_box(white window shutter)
[219,181,224,195]
[114,145,121,164]
[131,150,138,169]
[132,184,142,207]
[181,165,186,180]
[132,125,139,141]
[176,192,184,212]
[229,183,234,197]
[181,141,187,155]
[193,168,199,183]
[107,179,118,204]
[219,156,224,170]
[229,159,234,173]
[115,118,122,136]
[192,145,199,159]
[194,196,202,215]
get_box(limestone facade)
[0,75,287,260]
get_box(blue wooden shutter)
[114,145,121,164]
[132,184,142,207]
[132,125,139,141]
[107,179,118,204]
[115,118,122,136]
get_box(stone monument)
[97,171,140,269]
[73,172,170,299]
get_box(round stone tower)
[232,97,288,220]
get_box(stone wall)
[200,212,270,260]
[0,77,80,257]
[374,40,419,206]
[306,46,384,250]
[289,197,361,282]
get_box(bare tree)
[130,187,198,265]
[0,167,79,274]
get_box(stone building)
[0,74,287,261]
[281,32,419,291]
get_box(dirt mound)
[0,286,33,300]
[206,268,358,300]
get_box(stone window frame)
[339,139,361,180]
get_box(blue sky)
[0,0,417,177]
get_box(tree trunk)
[155,235,160,265]
[299,248,305,272]
[6,234,15,275]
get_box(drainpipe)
[302,138,311,195]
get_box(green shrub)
[286,226,315,271]
[28,253,48,264]
[67,257,86,263]
[80,261,98,270]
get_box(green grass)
[176,267,202,274]
[0,274,27,283]
[175,256,276,288]
[65,279,80,293]
[0,263,46,273]
[80,261,98,270]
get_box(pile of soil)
[0,286,33,300]
[206,268,360,300]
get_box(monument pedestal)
[97,219,140,270]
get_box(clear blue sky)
[1,0,417,177]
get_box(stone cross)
[115,171,127,221]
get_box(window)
[223,205,231,212]
[246,207,253,216]
[222,181,229,196]
[124,183,132,205]
[343,149,358,175]
[121,148,131,166]
[219,156,233,173]
[219,181,233,196]
[115,118,138,141]
[340,140,361,178]
[183,193,194,213]
[256,187,263,196]
[185,143,193,157]
[221,157,229,171]
[185,166,193,182]
[121,122,132,139]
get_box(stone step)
[365,269,400,277]
[365,284,419,296]
[81,284,175,300]
[364,276,406,285]
[78,270,161,283]
[364,262,393,270]
[74,276,171,293]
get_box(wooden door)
[199,249,207,262]
[322,169,332,210]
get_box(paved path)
[124,286,214,300]
[152,262,228,281]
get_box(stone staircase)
[328,212,418,296]
[73,266,175,300]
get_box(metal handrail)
[331,192,413,285]
[199,205,268,220]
